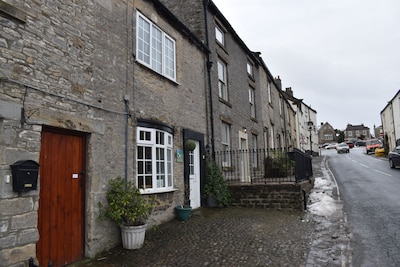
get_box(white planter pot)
[120,224,147,250]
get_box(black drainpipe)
[203,0,215,159]
[124,97,130,184]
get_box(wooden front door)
[37,128,86,266]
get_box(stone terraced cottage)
[0,0,317,266]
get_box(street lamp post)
[307,121,314,154]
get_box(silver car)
[336,142,350,154]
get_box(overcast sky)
[212,0,400,132]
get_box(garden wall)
[229,179,314,211]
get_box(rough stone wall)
[0,0,207,264]
[132,0,208,223]
[0,0,134,264]
[158,0,206,43]
[230,180,314,211]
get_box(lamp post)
[307,121,313,154]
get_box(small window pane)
[215,25,224,45]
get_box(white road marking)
[374,169,392,177]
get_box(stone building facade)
[282,88,318,153]
[318,122,336,144]
[0,0,207,266]
[344,124,371,140]
[381,90,400,151]
[1,0,319,266]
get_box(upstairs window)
[137,12,176,81]
[249,87,255,119]
[247,62,253,78]
[218,59,228,101]
[267,82,272,104]
[215,25,224,46]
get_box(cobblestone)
[71,208,315,267]
[69,156,351,267]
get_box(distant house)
[381,90,400,151]
[344,124,371,140]
[318,122,336,144]
[282,88,318,153]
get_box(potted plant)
[175,181,192,221]
[175,203,192,221]
[204,156,231,207]
[99,176,157,249]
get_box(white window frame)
[249,87,255,119]
[267,82,272,103]
[247,62,253,77]
[270,126,275,149]
[136,12,176,81]
[215,25,224,46]
[218,59,228,101]
[137,127,173,194]
[221,122,231,167]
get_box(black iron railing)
[214,148,312,184]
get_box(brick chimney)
[274,76,282,90]
[285,87,293,97]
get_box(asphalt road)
[323,146,400,267]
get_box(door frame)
[238,130,250,183]
[183,129,205,207]
[38,126,87,265]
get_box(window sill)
[219,98,232,108]
[140,188,178,195]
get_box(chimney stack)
[285,87,293,97]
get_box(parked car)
[365,139,382,154]
[389,146,400,168]
[320,143,330,148]
[346,141,354,148]
[355,140,366,147]
[336,142,350,154]
[325,143,338,149]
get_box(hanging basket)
[184,140,196,152]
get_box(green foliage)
[204,156,231,207]
[184,140,196,151]
[99,176,157,226]
[264,151,294,178]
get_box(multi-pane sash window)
[137,127,173,193]
[137,12,176,81]
[218,59,228,101]
[221,122,231,167]
[249,87,255,119]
